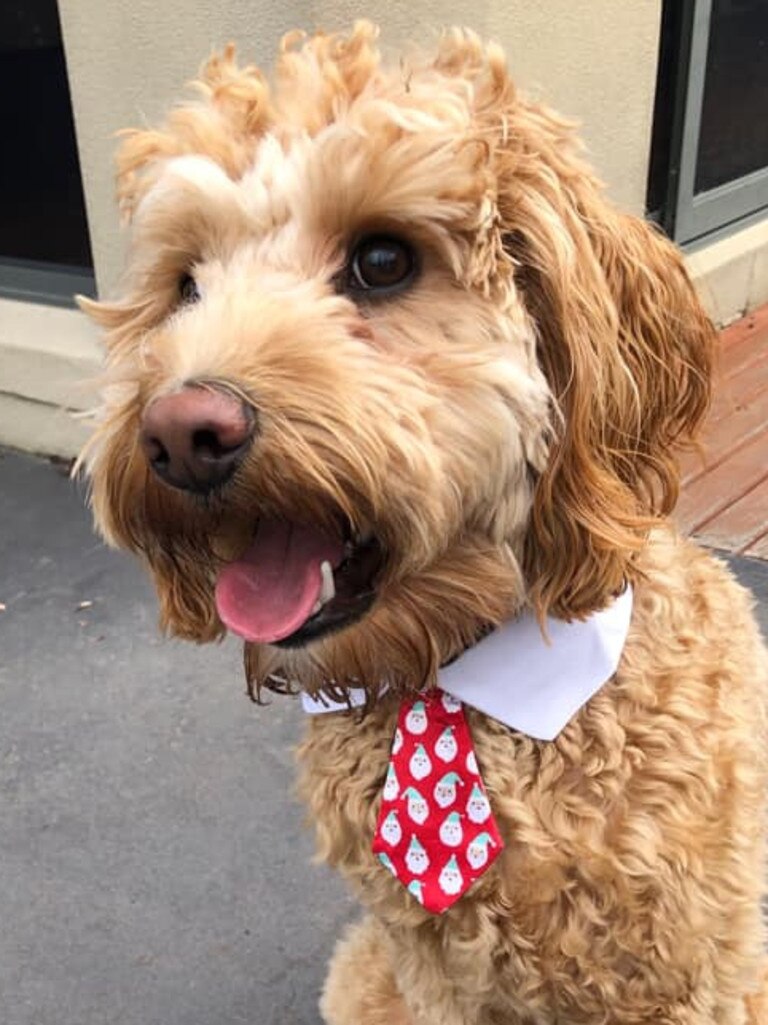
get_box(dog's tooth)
[320,560,336,604]
[310,599,323,616]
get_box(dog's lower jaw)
[298,530,768,1025]
[243,538,527,703]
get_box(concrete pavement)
[0,448,353,1025]
[1,447,767,1025]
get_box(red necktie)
[372,689,504,913]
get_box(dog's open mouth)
[214,517,383,648]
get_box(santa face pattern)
[434,772,463,809]
[403,786,429,825]
[405,836,430,875]
[439,855,464,896]
[435,727,458,763]
[466,832,497,870]
[441,692,463,714]
[383,764,400,801]
[380,810,402,847]
[409,744,432,781]
[404,700,428,735]
[372,689,504,914]
[439,812,464,847]
[467,784,492,824]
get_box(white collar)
[301,586,633,741]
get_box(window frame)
[673,0,768,245]
[0,259,95,309]
[0,0,95,308]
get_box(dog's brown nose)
[140,385,255,493]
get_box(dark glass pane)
[0,0,93,269]
[695,0,768,194]
[647,0,687,223]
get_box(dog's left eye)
[178,273,201,305]
[348,236,416,295]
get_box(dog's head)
[80,24,714,698]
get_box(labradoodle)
[80,23,768,1024]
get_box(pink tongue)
[215,519,344,643]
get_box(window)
[0,0,95,305]
[648,0,768,245]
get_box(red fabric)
[372,689,504,914]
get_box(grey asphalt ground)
[1,446,767,1025]
[0,448,353,1025]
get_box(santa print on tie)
[372,689,504,914]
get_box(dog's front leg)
[320,917,414,1025]
[320,915,495,1025]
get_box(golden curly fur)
[79,23,768,1023]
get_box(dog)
[79,23,768,1024]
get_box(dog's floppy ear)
[494,101,715,620]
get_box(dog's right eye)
[178,274,201,305]
[347,236,417,296]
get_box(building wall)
[7,0,764,458]
[58,0,662,296]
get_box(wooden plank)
[679,318,768,484]
[718,303,768,382]
[678,445,710,484]
[719,303,768,353]
[680,306,768,558]
[693,475,768,554]
[744,530,768,559]
[719,327,768,380]
[708,345,768,424]
[680,385,768,483]
[676,428,768,534]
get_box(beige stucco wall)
[8,0,768,459]
[58,0,662,297]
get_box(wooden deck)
[677,304,768,559]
